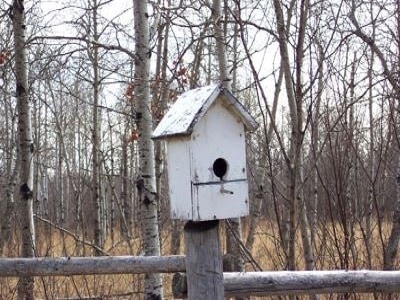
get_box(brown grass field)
[0,219,399,299]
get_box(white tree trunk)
[11,0,36,298]
[0,83,18,255]
[0,144,18,256]
[212,0,231,88]
[133,0,163,298]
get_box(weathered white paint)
[191,100,246,183]
[166,137,192,219]
[166,111,249,220]
[153,83,258,221]
[190,99,249,220]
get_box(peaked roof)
[152,83,258,140]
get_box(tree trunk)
[384,155,400,270]
[212,0,231,87]
[133,0,163,298]
[273,0,316,273]
[11,0,36,298]
[383,0,400,271]
[212,0,245,282]
[151,3,170,244]
[245,186,263,252]
[310,40,323,252]
[170,220,182,255]
[90,0,104,254]
[363,1,376,269]
[0,146,18,256]
[121,135,133,240]
[0,79,18,256]
[272,0,298,272]
[57,130,65,226]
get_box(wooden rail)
[1,256,400,297]
[0,255,186,277]
[173,270,400,298]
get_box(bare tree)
[133,0,163,298]
[89,0,104,255]
[272,0,315,274]
[0,22,17,256]
[348,0,400,270]
[11,0,36,298]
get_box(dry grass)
[1,223,178,299]
[248,219,398,271]
[0,219,399,299]
[246,219,399,300]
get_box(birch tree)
[90,0,104,255]
[11,0,36,298]
[0,23,16,256]
[133,0,163,298]
[272,0,315,273]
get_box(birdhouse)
[152,83,258,221]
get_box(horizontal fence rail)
[1,257,400,297]
[173,270,400,298]
[224,271,400,297]
[0,255,186,277]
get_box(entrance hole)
[213,158,228,180]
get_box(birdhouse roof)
[152,83,258,139]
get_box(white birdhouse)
[152,83,258,221]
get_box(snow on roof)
[152,83,258,139]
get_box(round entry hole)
[213,158,228,180]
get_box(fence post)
[184,220,224,299]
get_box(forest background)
[1,0,400,299]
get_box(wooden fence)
[1,257,400,298]
[1,220,400,298]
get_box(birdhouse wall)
[190,98,247,183]
[164,97,250,221]
[189,99,249,220]
[165,137,193,219]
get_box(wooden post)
[184,220,224,299]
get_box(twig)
[34,215,109,256]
